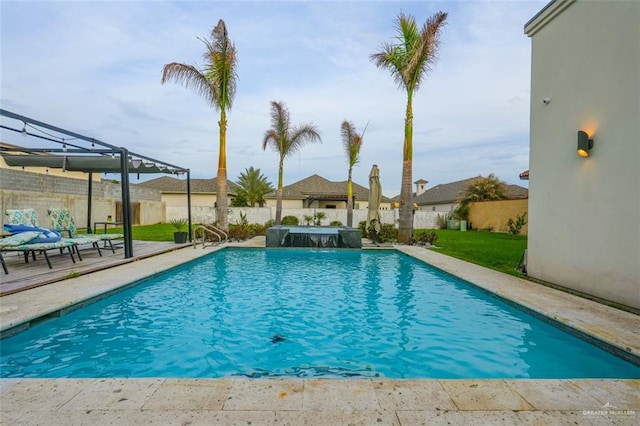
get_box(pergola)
[0,108,193,259]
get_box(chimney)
[414,179,428,196]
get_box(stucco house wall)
[525,0,639,309]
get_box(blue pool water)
[1,248,639,379]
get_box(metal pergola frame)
[0,108,193,258]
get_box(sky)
[0,0,547,197]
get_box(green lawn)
[426,229,527,277]
[113,224,527,277]
[103,223,178,242]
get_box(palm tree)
[161,19,238,230]
[341,120,364,227]
[459,174,508,204]
[454,174,508,222]
[371,11,447,243]
[262,101,322,224]
[236,166,275,207]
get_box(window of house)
[326,205,336,209]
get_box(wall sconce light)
[577,130,594,157]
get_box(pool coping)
[1,239,639,424]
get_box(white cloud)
[1,0,545,196]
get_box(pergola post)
[119,148,133,258]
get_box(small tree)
[507,212,528,235]
[457,174,508,222]
[314,211,326,226]
[235,166,274,207]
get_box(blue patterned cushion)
[0,231,41,248]
[3,225,62,243]
[48,208,77,234]
[5,209,40,227]
[5,240,75,251]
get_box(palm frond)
[161,62,217,107]
[341,120,362,167]
[199,20,239,111]
[372,11,447,93]
[287,124,321,158]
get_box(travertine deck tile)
[223,378,303,411]
[394,410,451,425]
[0,378,91,411]
[505,379,602,410]
[570,379,640,409]
[515,410,625,426]
[439,379,534,411]
[372,379,457,411]
[141,378,233,410]
[303,379,380,411]
[60,378,164,411]
[277,409,399,425]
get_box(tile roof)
[135,176,239,194]
[265,174,392,202]
[414,176,528,205]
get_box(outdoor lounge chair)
[47,208,104,257]
[5,208,95,259]
[48,208,123,254]
[0,230,77,274]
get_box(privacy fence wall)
[0,168,164,230]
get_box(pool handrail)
[193,224,228,248]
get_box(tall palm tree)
[236,166,275,207]
[341,120,364,227]
[161,19,238,230]
[371,11,447,243]
[262,100,322,224]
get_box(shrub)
[264,219,275,228]
[507,212,528,235]
[281,215,299,226]
[378,224,397,243]
[228,224,250,241]
[329,220,343,227]
[358,221,368,237]
[169,218,187,231]
[436,213,447,229]
[303,215,314,226]
[247,223,268,237]
[415,230,438,246]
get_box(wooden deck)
[0,241,192,296]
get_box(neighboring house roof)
[265,174,392,203]
[136,176,239,194]
[414,177,479,205]
[519,170,530,180]
[414,176,528,206]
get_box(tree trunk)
[346,168,353,227]
[217,111,228,230]
[275,157,284,225]
[397,94,414,244]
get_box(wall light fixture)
[577,130,594,157]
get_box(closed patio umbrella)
[367,164,382,243]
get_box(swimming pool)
[1,248,639,379]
